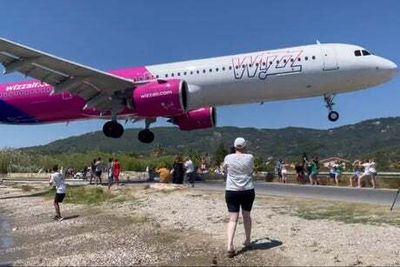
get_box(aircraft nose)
[377,58,398,79]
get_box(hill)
[22,117,400,164]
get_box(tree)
[214,142,228,166]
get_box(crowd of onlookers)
[275,155,379,188]
[149,156,210,187]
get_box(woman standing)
[172,156,185,184]
[223,137,255,257]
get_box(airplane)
[0,38,397,143]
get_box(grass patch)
[294,201,400,226]
[66,187,116,205]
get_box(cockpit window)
[354,50,361,57]
[362,50,371,56]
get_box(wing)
[0,38,135,112]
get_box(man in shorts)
[49,164,66,221]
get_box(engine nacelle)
[133,80,188,117]
[173,107,216,131]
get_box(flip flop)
[227,249,235,258]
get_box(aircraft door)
[320,45,339,71]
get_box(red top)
[113,161,121,177]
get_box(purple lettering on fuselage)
[232,50,303,80]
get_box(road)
[2,177,399,207]
[195,182,400,207]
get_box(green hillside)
[23,117,400,167]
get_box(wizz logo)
[232,50,303,80]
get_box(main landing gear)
[138,118,156,144]
[324,93,339,122]
[103,120,124,138]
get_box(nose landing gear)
[324,94,339,122]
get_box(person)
[184,157,196,187]
[94,157,103,185]
[49,164,66,221]
[281,160,289,183]
[222,137,255,258]
[350,160,362,187]
[369,159,378,188]
[172,156,185,184]
[89,159,96,184]
[334,161,344,186]
[309,157,320,185]
[107,158,114,190]
[275,160,283,183]
[113,159,121,186]
[294,162,305,184]
[359,159,378,188]
[156,165,172,183]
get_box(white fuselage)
[146,43,397,110]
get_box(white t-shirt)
[223,153,254,191]
[50,171,66,194]
[184,160,194,174]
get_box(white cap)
[234,137,247,149]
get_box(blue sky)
[0,0,399,148]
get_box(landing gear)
[137,118,156,143]
[103,120,124,138]
[138,129,155,143]
[324,94,339,122]
[328,111,339,122]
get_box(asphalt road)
[195,182,400,207]
[3,177,399,208]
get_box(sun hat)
[234,137,247,149]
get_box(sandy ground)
[1,183,400,266]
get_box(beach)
[0,182,400,266]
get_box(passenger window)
[165,74,168,78]
[216,68,219,72]
[203,69,206,73]
[196,70,200,74]
[222,67,226,71]
[177,72,180,76]
[362,50,371,56]
[171,73,174,77]
[184,72,187,75]
[312,56,316,60]
[354,50,361,57]
[229,66,232,70]
[156,75,159,79]
[297,58,301,61]
[305,56,308,61]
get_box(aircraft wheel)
[103,121,124,138]
[138,129,155,143]
[328,111,339,122]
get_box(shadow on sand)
[235,237,283,256]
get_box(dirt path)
[1,183,399,266]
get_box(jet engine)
[172,107,216,130]
[133,79,188,117]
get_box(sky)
[0,0,399,148]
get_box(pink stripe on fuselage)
[0,66,151,124]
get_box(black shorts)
[225,189,255,213]
[54,193,65,203]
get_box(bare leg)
[371,174,376,189]
[54,201,61,218]
[227,212,239,251]
[335,175,339,186]
[358,174,364,188]
[242,210,252,246]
